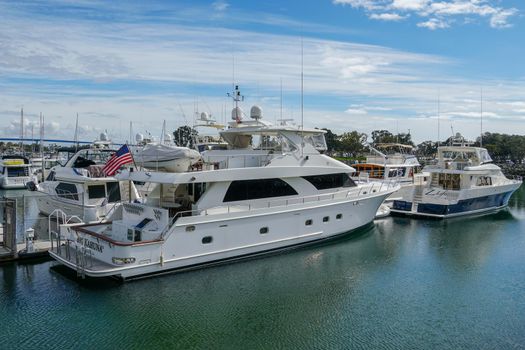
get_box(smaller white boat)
[34,148,140,221]
[352,143,427,214]
[0,156,35,189]
[133,143,201,173]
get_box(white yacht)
[49,106,399,279]
[352,143,427,216]
[390,139,521,218]
[0,156,34,189]
[353,143,421,185]
[34,148,139,222]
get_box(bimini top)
[437,146,492,166]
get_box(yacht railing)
[161,179,399,239]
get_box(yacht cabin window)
[223,178,298,202]
[7,167,27,177]
[56,182,79,200]
[88,185,106,199]
[302,173,356,190]
[107,182,121,203]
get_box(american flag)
[103,144,133,176]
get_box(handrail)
[160,179,399,238]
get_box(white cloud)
[345,108,368,115]
[391,0,428,11]
[369,13,407,21]
[333,0,519,29]
[212,1,229,12]
[417,18,449,29]
[489,8,518,28]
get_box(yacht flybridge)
[353,143,421,185]
[49,104,399,279]
[391,139,521,218]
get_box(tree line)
[321,129,525,163]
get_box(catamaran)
[49,105,399,279]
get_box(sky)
[1,0,525,144]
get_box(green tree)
[371,130,395,144]
[339,131,367,156]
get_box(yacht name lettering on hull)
[77,237,104,253]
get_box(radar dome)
[231,107,243,121]
[135,133,144,143]
[250,105,262,120]
[200,112,209,121]
[99,132,108,141]
[164,133,173,142]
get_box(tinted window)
[302,173,356,190]
[223,178,298,202]
[56,182,79,201]
[107,182,121,203]
[88,185,106,199]
[7,167,27,177]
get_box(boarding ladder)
[48,209,91,278]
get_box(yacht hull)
[391,183,521,218]
[0,176,32,189]
[49,189,393,279]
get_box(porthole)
[202,236,213,244]
[323,216,329,223]
[336,213,343,220]
[186,225,196,232]
[305,219,313,226]
[260,227,269,234]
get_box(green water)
[2,186,525,349]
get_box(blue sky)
[1,0,524,143]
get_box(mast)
[74,113,79,152]
[480,87,483,148]
[280,77,283,126]
[20,107,24,153]
[301,34,304,157]
[129,121,133,146]
[437,93,440,147]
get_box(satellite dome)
[164,133,173,142]
[231,107,243,121]
[200,112,209,121]
[135,133,144,143]
[99,132,108,141]
[250,105,262,120]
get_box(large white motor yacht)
[49,106,399,279]
[35,148,139,222]
[0,156,35,189]
[390,139,521,218]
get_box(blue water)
[2,186,525,349]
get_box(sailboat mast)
[480,87,483,148]
[301,35,304,157]
[20,107,24,153]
